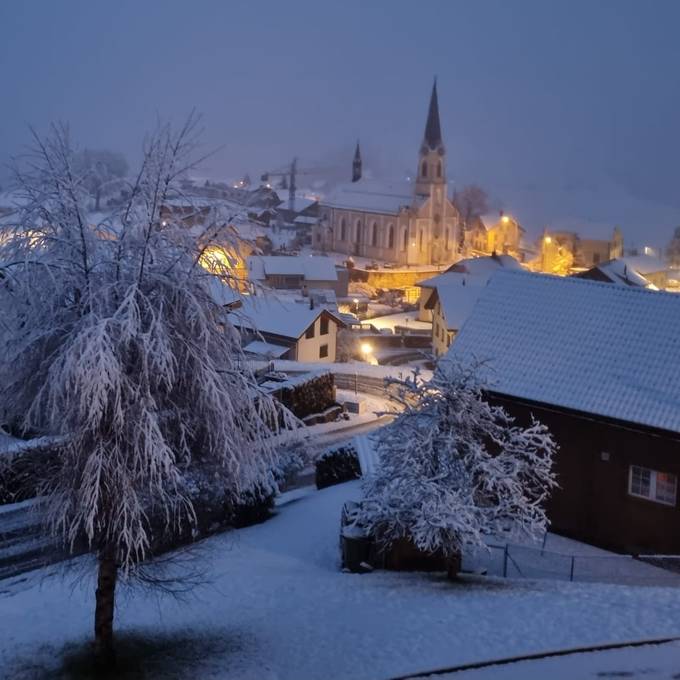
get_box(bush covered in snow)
[315,444,361,490]
[358,363,557,560]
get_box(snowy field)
[3,481,680,679]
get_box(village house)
[228,294,345,363]
[416,253,522,322]
[314,81,463,267]
[531,227,624,275]
[447,270,680,554]
[463,212,526,261]
[424,276,487,356]
[246,255,349,297]
[573,255,664,289]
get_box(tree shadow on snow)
[6,629,244,680]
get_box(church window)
[340,218,346,241]
[387,224,394,249]
[437,161,442,178]
[419,229,424,252]
[355,220,362,243]
[421,161,427,178]
[371,222,378,247]
[402,227,408,250]
[445,228,449,249]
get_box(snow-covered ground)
[365,311,431,332]
[424,640,680,679]
[3,481,680,680]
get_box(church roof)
[423,79,443,150]
[322,178,417,215]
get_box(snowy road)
[3,481,680,679]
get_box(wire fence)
[462,541,680,586]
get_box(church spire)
[415,79,446,196]
[352,140,362,182]
[423,78,443,151]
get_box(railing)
[463,541,680,586]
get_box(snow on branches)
[358,361,558,558]
[0,118,299,573]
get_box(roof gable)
[447,270,680,433]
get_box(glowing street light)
[360,342,372,358]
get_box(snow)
[231,295,342,340]
[367,311,432,331]
[242,340,290,358]
[322,178,416,215]
[4,482,680,680]
[448,269,680,434]
[447,254,524,277]
[247,255,338,282]
[431,278,487,331]
[421,640,680,679]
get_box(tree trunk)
[94,548,118,666]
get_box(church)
[314,81,463,267]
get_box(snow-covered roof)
[243,340,290,358]
[274,195,318,213]
[293,215,319,225]
[446,254,524,277]
[447,270,680,433]
[231,294,343,340]
[617,254,667,275]
[584,259,657,289]
[418,271,486,290]
[321,179,416,215]
[430,278,487,331]
[247,255,338,282]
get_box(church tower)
[415,79,446,197]
[352,141,362,182]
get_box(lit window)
[629,465,677,506]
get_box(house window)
[628,465,677,506]
[305,324,315,339]
[320,317,329,335]
[387,224,394,249]
[319,343,328,359]
[371,222,378,247]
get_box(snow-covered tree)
[73,148,129,211]
[358,363,557,561]
[0,118,298,663]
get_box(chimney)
[309,296,315,310]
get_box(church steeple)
[352,140,362,183]
[416,78,446,196]
[423,79,444,152]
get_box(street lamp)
[360,342,372,359]
[353,297,359,313]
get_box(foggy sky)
[1,0,679,245]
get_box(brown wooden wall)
[490,394,680,555]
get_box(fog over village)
[1,2,680,680]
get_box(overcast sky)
[1,0,679,244]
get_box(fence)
[462,541,680,586]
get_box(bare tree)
[73,148,129,211]
[452,184,489,226]
[0,118,297,664]
[666,226,680,268]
